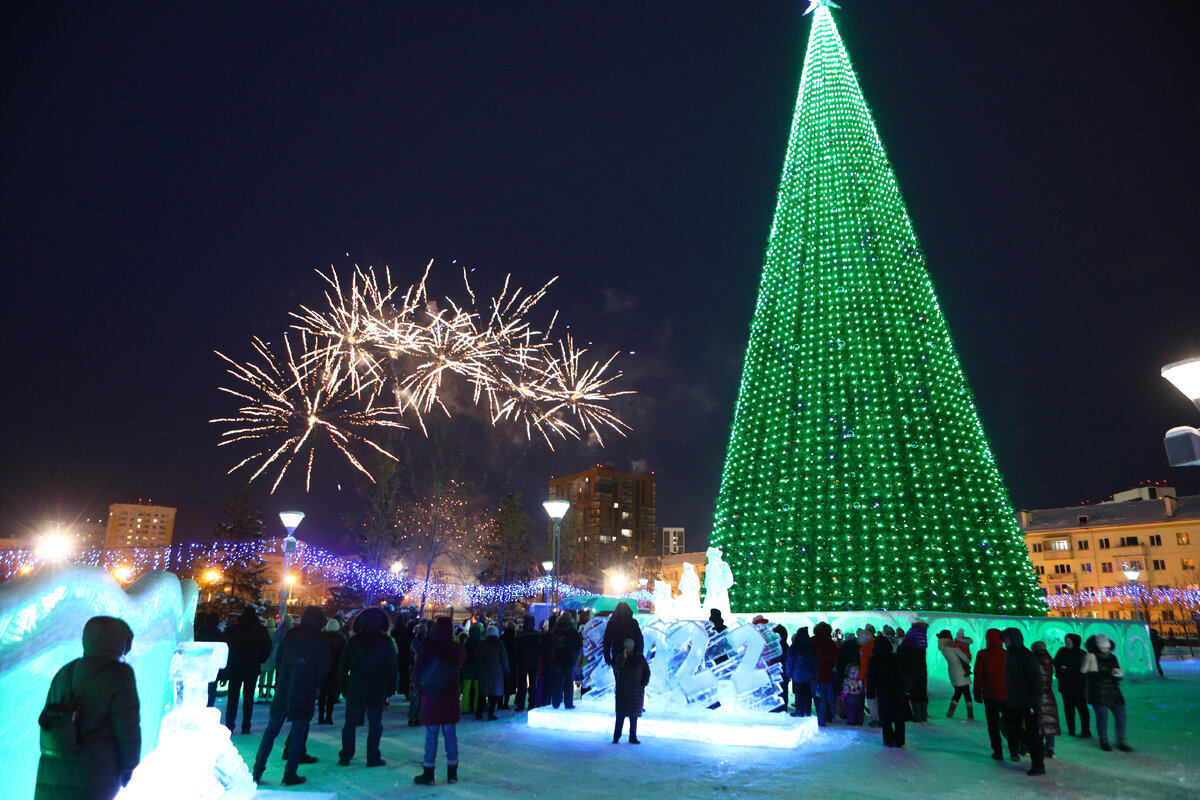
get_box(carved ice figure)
[652,578,675,621]
[117,641,256,800]
[675,562,703,620]
[702,546,734,619]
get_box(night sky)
[2,2,1198,551]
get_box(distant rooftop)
[1019,492,1200,532]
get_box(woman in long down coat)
[35,616,141,800]
[475,625,510,720]
[1030,641,1061,757]
[412,617,467,786]
[865,636,912,748]
[612,638,650,744]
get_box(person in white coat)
[937,629,974,720]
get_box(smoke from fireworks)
[213,263,632,491]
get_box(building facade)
[548,465,656,586]
[661,526,685,555]
[105,501,176,548]
[1020,486,1200,638]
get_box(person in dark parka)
[812,621,838,725]
[786,627,817,717]
[612,637,650,744]
[35,616,140,800]
[477,625,510,718]
[1031,641,1061,758]
[1002,627,1046,776]
[223,606,273,733]
[514,614,542,710]
[865,635,911,748]
[973,628,1013,760]
[897,620,929,722]
[1082,634,1131,752]
[392,613,414,699]
[772,623,790,713]
[1053,633,1090,737]
[412,616,468,786]
[337,606,397,766]
[317,619,346,725]
[549,614,582,709]
[602,602,643,668]
[252,606,330,787]
[500,620,517,708]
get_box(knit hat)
[326,619,341,633]
[486,625,499,638]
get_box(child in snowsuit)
[841,664,865,726]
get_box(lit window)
[1178,533,1191,546]
[1184,558,1196,570]
[1050,540,1070,551]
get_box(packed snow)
[229,659,1200,800]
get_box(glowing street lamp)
[278,511,304,619]
[541,560,554,604]
[543,500,570,605]
[35,534,72,562]
[1122,564,1145,623]
[1162,357,1200,466]
[112,565,133,583]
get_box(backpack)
[417,647,456,699]
[38,660,113,757]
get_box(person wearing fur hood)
[1082,634,1132,752]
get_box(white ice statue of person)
[702,546,734,619]
[652,578,676,621]
[675,562,703,620]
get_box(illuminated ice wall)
[0,565,196,800]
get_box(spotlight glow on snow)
[526,707,818,749]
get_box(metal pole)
[278,549,290,621]
[553,519,561,607]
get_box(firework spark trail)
[216,263,632,490]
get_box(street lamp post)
[543,500,570,607]
[541,560,554,603]
[1161,357,1200,466]
[278,511,304,620]
[1122,564,1145,623]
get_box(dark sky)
[2,1,1198,551]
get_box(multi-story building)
[548,464,656,585]
[661,526,685,555]
[1019,486,1200,637]
[105,501,176,548]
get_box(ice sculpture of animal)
[0,565,196,800]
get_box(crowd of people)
[34,604,1157,797]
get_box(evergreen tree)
[479,493,535,618]
[207,480,271,615]
[710,4,1043,616]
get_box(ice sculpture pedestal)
[527,706,818,749]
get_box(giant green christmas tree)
[710,3,1044,616]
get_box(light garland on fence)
[1043,584,1200,613]
[0,539,596,607]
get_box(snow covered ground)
[232,659,1200,800]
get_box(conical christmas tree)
[710,4,1044,616]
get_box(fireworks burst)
[214,263,632,491]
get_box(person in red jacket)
[973,628,1014,761]
[858,628,877,725]
[812,622,838,726]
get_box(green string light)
[711,6,1044,616]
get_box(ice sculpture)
[652,578,675,622]
[118,642,256,800]
[702,546,734,619]
[536,614,811,747]
[0,565,196,800]
[675,562,703,620]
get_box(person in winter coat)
[477,625,511,719]
[1052,633,1090,737]
[858,627,878,725]
[602,601,644,668]
[952,629,974,660]
[1030,641,1061,758]
[252,606,331,787]
[1150,629,1165,676]
[787,627,817,717]
[500,620,518,708]
[840,664,865,726]
[865,636,911,747]
[412,616,467,786]
[337,607,397,767]
[392,614,413,700]
[811,621,838,726]
[973,628,1013,760]
[550,614,582,709]
[937,629,973,720]
[223,606,273,733]
[458,622,483,717]
[612,637,651,744]
[317,619,346,725]
[897,620,929,722]
[1001,627,1045,776]
[514,614,542,710]
[407,620,428,727]
[35,616,140,800]
[1082,634,1132,752]
[771,624,790,712]
[834,633,860,721]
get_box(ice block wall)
[723,610,1155,688]
[0,565,197,800]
